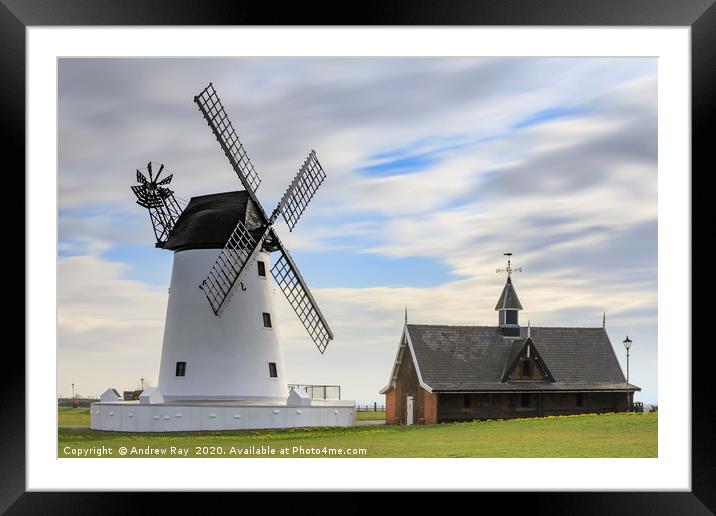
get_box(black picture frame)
[6,0,709,512]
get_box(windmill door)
[406,396,414,425]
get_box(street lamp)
[623,336,632,412]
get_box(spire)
[602,312,606,328]
[404,306,408,324]
[494,278,524,311]
[527,320,531,338]
[496,253,524,336]
[495,253,524,310]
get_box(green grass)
[58,411,656,458]
[356,411,386,421]
[58,407,92,427]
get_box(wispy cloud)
[57,57,658,403]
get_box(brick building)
[379,274,639,425]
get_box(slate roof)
[495,278,523,310]
[404,324,639,392]
[163,191,265,251]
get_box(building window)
[262,312,272,328]
[523,360,531,377]
[520,393,530,407]
[463,394,471,409]
[257,260,266,277]
[576,393,584,407]
[268,362,278,378]
[505,310,518,325]
[175,362,186,377]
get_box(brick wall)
[387,341,440,425]
[385,388,397,424]
[424,390,438,424]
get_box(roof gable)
[379,326,432,394]
[500,337,555,382]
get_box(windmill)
[127,83,336,406]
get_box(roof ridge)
[407,323,606,330]
[188,190,248,200]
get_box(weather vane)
[496,252,523,279]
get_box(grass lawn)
[356,411,386,421]
[58,407,92,427]
[58,411,656,458]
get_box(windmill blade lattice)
[194,83,262,195]
[131,162,183,246]
[156,174,174,186]
[194,83,333,353]
[271,150,327,231]
[200,221,268,316]
[271,242,333,354]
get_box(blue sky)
[57,57,658,404]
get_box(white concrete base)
[90,399,356,432]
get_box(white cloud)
[57,256,166,397]
[57,253,655,401]
[57,57,658,403]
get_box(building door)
[406,396,414,425]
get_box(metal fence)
[356,403,385,412]
[57,398,99,408]
[288,384,341,400]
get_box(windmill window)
[257,260,266,277]
[262,312,272,328]
[463,394,471,409]
[175,362,186,377]
[268,362,278,378]
[520,393,530,407]
[523,360,531,377]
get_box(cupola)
[495,253,523,337]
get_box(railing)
[288,384,341,400]
[57,398,99,408]
[356,403,385,412]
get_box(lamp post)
[71,383,75,399]
[623,336,632,412]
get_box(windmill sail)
[131,162,183,246]
[271,238,333,354]
[194,85,333,352]
[271,150,327,231]
[200,221,268,316]
[156,174,174,186]
[194,84,262,195]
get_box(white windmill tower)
[91,84,354,432]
